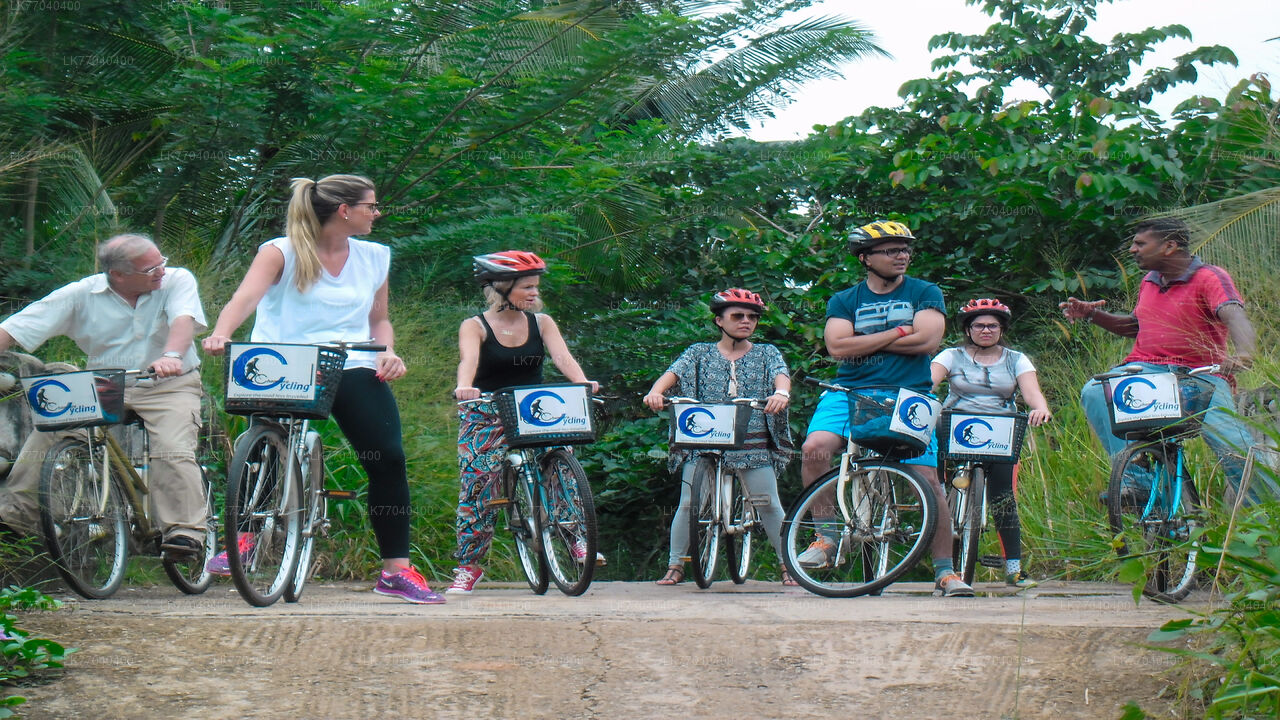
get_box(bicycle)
[1094,363,1217,603]
[20,367,218,599]
[937,410,1029,585]
[459,383,601,596]
[218,340,375,607]
[780,378,941,597]
[664,396,768,588]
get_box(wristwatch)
[162,351,183,360]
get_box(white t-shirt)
[250,237,389,371]
[932,346,1036,413]
[1,268,206,373]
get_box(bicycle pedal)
[484,498,512,508]
[320,489,358,500]
[979,555,1003,569]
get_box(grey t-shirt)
[932,346,1036,413]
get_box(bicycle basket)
[1102,371,1213,439]
[669,402,751,450]
[846,387,941,458]
[939,411,1028,464]
[20,368,125,430]
[494,383,596,448]
[223,343,346,420]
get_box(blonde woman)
[203,174,443,604]
[447,251,598,594]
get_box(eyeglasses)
[126,257,168,277]
[866,247,912,258]
[969,323,1002,332]
[352,202,382,212]
[727,312,760,322]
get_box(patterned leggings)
[453,402,508,566]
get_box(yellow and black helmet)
[847,220,915,255]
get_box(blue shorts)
[805,389,938,467]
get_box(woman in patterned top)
[643,289,794,585]
[930,298,1051,588]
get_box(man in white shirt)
[0,234,208,558]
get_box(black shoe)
[161,535,202,559]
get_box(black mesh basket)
[493,383,597,448]
[223,344,347,419]
[846,387,936,459]
[939,411,1028,464]
[1103,373,1213,440]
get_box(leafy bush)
[0,585,73,719]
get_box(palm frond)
[1177,186,1280,320]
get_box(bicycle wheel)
[952,466,985,586]
[724,472,756,585]
[224,424,303,607]
[163,466,217,595]
[508,465,548,595]
[39,437,129,599]
[1107,441,1201,603]
[781,462,937,598]
[538,448,597,596]
[688,456,721,589]
[285,430,323,603]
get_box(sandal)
[655,566,685,585]
[781,568,799,587]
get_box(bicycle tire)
[163,465,217,595]
[1107,441,1201,603]
[688,456,721,589]
[538,448,597,596]
[954,466,985,586]
[781,461,937,598]
[224,423,303,607]
[509,464,548,595]
[39,437,129,599]
[724,471,755,585]
[285,431,324,603]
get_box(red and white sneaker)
[446,565,484,594]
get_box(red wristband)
[896,326,910,338]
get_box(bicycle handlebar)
[457,391,605,407]
[664,395,769,409]
[800,376,895,410]
[1090,363,1221,382]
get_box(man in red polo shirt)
[1062,217,1272,504]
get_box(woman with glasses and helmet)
[929,298,1052,588]
[642,288,794,586]
[448,251,599,594]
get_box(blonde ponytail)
[284,174,376,293]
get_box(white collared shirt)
[1,268,206,373]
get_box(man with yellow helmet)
[798,220,974,597]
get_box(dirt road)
[16,579,1192,719]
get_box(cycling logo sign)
[673,404,741,447]
[1110,373,1180,422]
[946,414,1017,458]
[226,344,320,401]
[21,370,113,428]
[512,384,591,437]
[888,389,940,445]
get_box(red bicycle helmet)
[957,298,1013,329]
[709,288,766,314]
[473,251,547,282]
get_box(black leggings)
[329,368,411,559]
[984,461,1022,561]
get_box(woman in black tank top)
[446,251,598,594]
